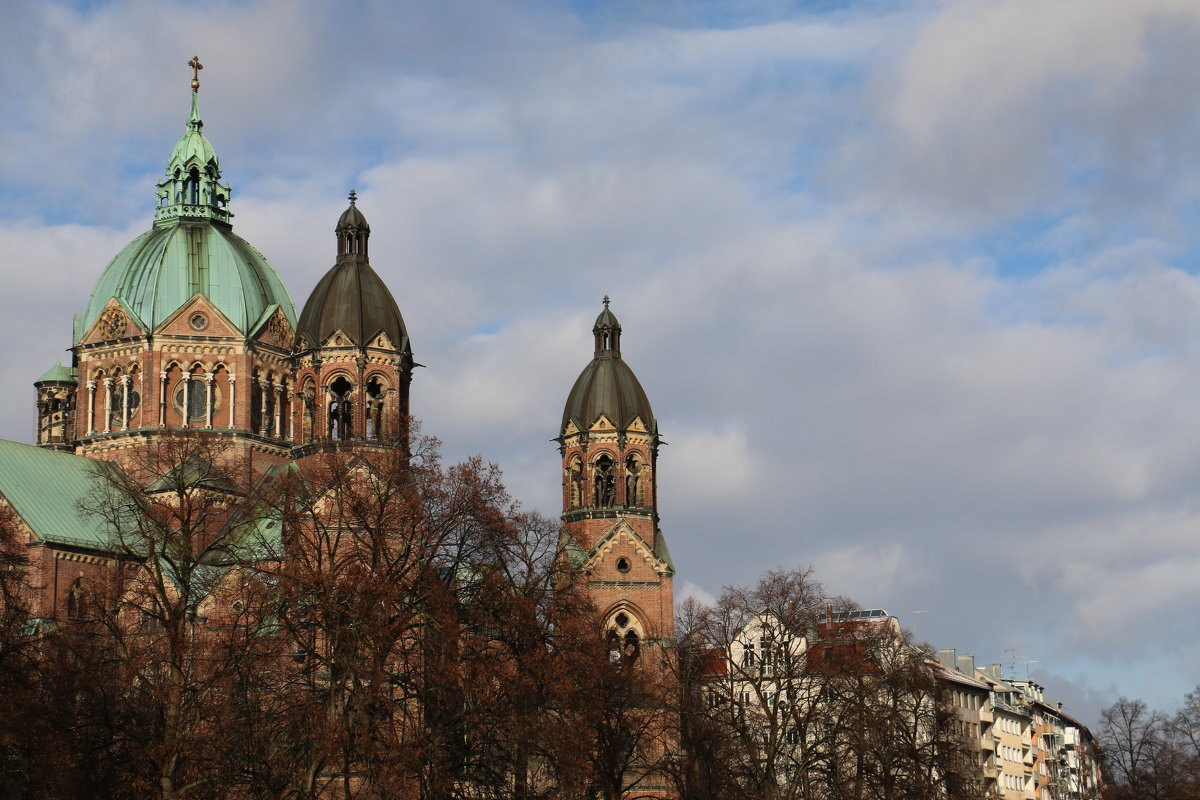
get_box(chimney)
[958,654,976,676]
[936,649,957,671]
[984,663,1003,681]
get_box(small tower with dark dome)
[558,298,674,662]
[292,191,413,447]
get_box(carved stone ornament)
[267,311,289,344]
[189,312,209,331]
[99,309,127,340]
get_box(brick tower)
[558,298,675,663]
[292,191,414,448]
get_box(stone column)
[86,380,96,435]
[102,378,113,434]
[287,388,295,441]
[159,371,168,427]
[121,375,130,430]
[181,375,191,429]
[205,372,214,428]
[259,379,270,436]
[228,374,236,428]
[273,383,282,439]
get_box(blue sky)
[3,0,1200,726]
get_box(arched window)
[365,377,385,440]
[301,380,316,442]
[568,457,584,508]
[593,454,615,507]
[188,168,200,205]
[67,579,87,620]
[329,376,353,439]
[625,454,642,506]
[606,609,642,668]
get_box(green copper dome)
[77,89,294,342]
[79,223,296,341]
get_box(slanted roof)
[653,529,675,572]
[0,440,114,548]
[562,530,588,567]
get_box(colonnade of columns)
[80,365,396,446]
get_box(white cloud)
[5,0,1200,725]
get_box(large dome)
[77,89,294,342]
[561,299,654,432]
[79,222,296,341]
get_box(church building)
[6,64,676,662]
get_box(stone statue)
[626,462,640,507]
[594,457,615,507]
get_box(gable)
[249,305,294,348]
[80,297,148,345]
[582,519,671,577]
[155,293,240,338]
[589,414,615,433]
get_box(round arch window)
[173,380,220,423]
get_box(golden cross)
[188,56,203,92]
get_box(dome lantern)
[562,298,654,434]
[154,57,231,225]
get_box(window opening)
[329,376,353,439]
[594,454,615,507]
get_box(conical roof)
[36,362,76,384]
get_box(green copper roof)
[155,92,231,225]
[79,87,294,342]
[80,220,296,341]
[653,529,675,572]
[173,94,220,170]
[36,362,76,384]
[0,440,113,548]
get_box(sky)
[2,0,1200,727]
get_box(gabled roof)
[0,440,114,548]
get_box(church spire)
[154,56,231,225]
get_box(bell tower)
[558,298,674,660]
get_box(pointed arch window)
[625,454,643,506]
[329,376,353,440]
[568,457,584,508]
[365,377,385,440]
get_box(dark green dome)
[296,194,410,352]
[561,299,654,432]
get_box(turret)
[293,192,413,445]
[557,298,674,658]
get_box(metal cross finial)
[603,294,610,309]
[188,56,203,92]
[348,189,357,205]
